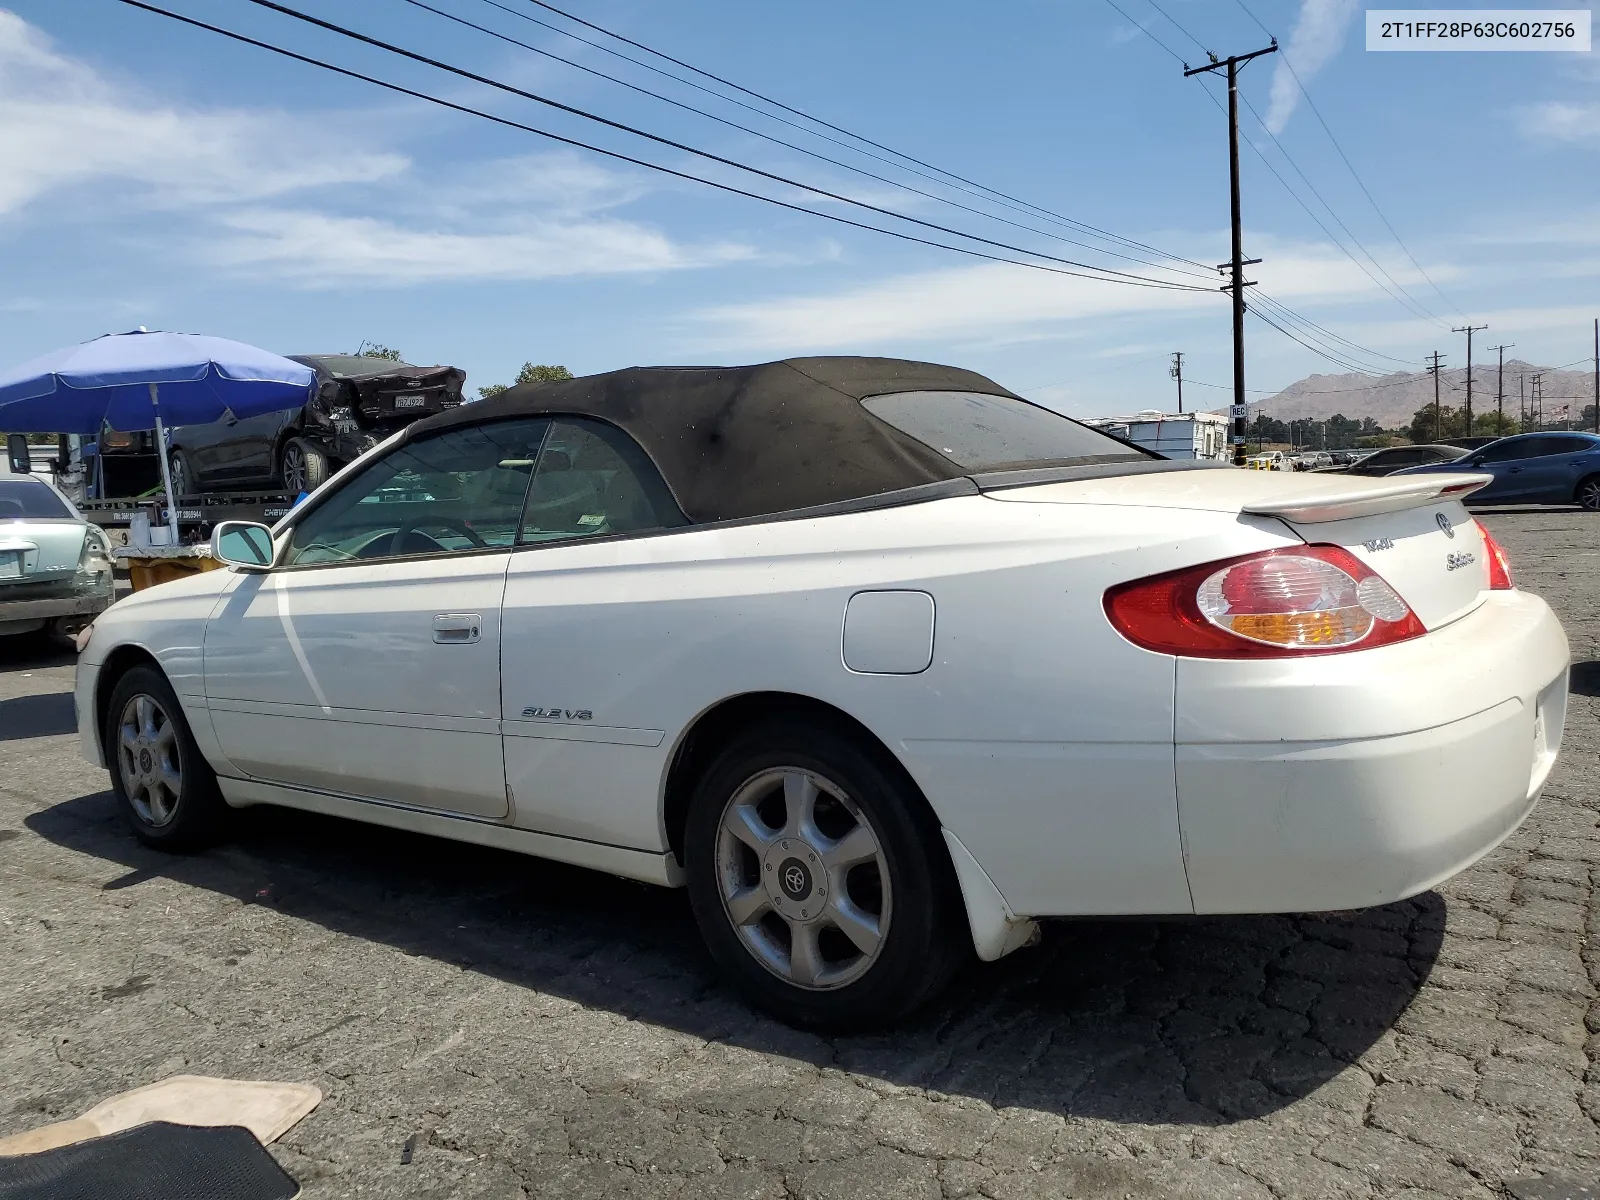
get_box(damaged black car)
[165,354,467,494]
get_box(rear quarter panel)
[499,493,1299,916]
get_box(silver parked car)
[0,465,115,640]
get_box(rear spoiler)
[1241,474,1493,523]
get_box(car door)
[1530,435,1600,502]
[203,416,550,817]
[209,411,295,486]
[498,417,690,849]
[1473,436,1548,501]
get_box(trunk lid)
[0,520,87,585]
[349,365,466,424]
[988,467,1495,631]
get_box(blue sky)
[2,0,1598,415]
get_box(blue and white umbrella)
[0,329,315,539]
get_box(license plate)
[394,394,426,408]
[0,551,20,579]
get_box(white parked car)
[73,358,1569,1027]
[1,437,114,639]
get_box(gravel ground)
[1,506,1597,1200]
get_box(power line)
[395,0,1216,283]
[1099,0,1415,388]
[1140,0,1212,56]
[505,0,1214,271]
[1232,88,1449,328]
[234,0,1214,291]
[1231,0,1463,320]
[114,0,1211,289]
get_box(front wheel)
[105,665,228,851]
[684,720,967,1030]
[1577,474,1600,512]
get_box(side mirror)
[1469,456,1485,467]
[210,520,275,570]
[6,433,30,475]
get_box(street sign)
[1232,435,1246,444]
[1230,404,1249,418]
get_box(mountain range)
[1217,361,1597,429]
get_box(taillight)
[1105,544,1427,659]
[1479,524,1514,590]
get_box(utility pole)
[1426,351,1446,441]
[1532,372,1545,431]
[1593,318,1598,433]
[1170,352,1184,414]
[1453,323,1487,433]
[1520,374,1526,430]
[1186,40,1277,466]
[1488,343,1513,435]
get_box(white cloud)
[1516,100,1600,143]
[0,10,405,216]
[689,261,1217,353]
[206,208,755,285]
[1265,0,1359,133]
[688,231,1463,355]
[0,13,760,287]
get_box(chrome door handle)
[432,613,482,644]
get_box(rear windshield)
[303,355,420,378]
[0,479,72,520]
[861,391,1150,470]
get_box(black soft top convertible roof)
[404,356,1027,523]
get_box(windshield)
[861,390,1150,470]
[0,479,72,520]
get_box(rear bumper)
[1175,590,1569,913]
[0,580,113,623]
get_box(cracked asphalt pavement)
[2,507,1599,1199]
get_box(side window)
[1475,439,1533,464]
[1380,450,1420,466]
[284,418,549,565]
[1545,436,1597,456]
[519,418,685,545]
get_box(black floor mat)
[0,1121,298,1200]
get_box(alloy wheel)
[714,767,892,990]
[1580,478,1600,512]
[282,445,307,492]
[117,693,183,827]
[169,454,189,497]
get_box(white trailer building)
[1082,410,1231,462]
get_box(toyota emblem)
[1436,512,1454,538]
[784,865,807,893]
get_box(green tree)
[1472,410,1518,437]
[478,362,573,400]
[349,342,403,361]
[1408,401,1464,445]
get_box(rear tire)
[280,438,329,493]
[684,719,967,1030]
[168,451,192,497]
[1577,474,1600,512]
[104,664,228,852]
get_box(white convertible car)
[74,358,1569,1026]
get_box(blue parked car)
[1394,431,1600,511]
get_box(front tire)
[1577,474,1600,512]
[684,720,966,1029]
[280,438,329,493]
[105,665,227,851]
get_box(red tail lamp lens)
[1105,544,1426,658]
[1479,525,1514,590]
